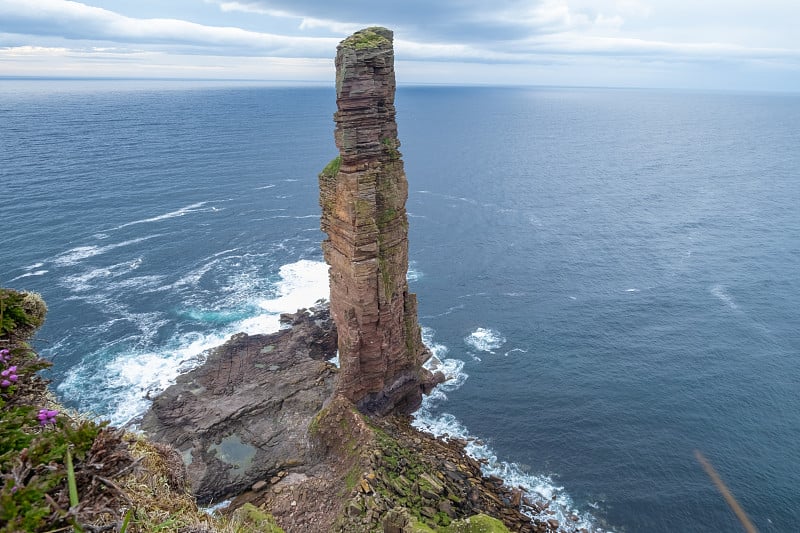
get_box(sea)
[1,79,798,532]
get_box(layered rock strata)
[140,306,338,503]
[320,27,442,416]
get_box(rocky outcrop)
[140,305,338,503]
[320,27,443,416]
[240,408,571,533]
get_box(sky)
[1,0,799,91]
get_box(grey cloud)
[213,0,570,42]
[0,1,336,57]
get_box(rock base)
[140,304,338,503]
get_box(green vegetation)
[443,514,511,533]
[321,155,342,178]
[381,137,401,161]
[0,288,226,532]
[0,289,46,340]
[340,28,391,50]
[378,256,395,301]
[228,503,284,533]
[355,198,374,220]
[0,290,102,533]
[376,206,397,229]
[344,465,361,494]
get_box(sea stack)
[320,27,441,416]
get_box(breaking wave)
[109,202,211,230]
[415,328,607,532]
[464,327,506,354]
[57,259,330,426]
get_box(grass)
[0,288,231,532]
[321,155,341,178]
[340,28,391,50]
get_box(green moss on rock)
[321,155,342,178]
[443,514,511,533]
[0,289,47,340]
[231,503,285,532]
[340,27,391,50]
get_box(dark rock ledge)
[140,304,338,504]
[140,302,590,533]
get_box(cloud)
[206,0,590,41]
[203,0,800,65]
[0,0,337,57]
[0,0,798,88]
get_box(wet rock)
[511,489,522,508]
[140,305,337,503]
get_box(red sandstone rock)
[320,27,442,416]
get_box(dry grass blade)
[694,450,759,533]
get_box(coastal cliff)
[320,27,442,416]
[133,27,580,533]
[0,28,591,533]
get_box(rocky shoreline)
[140,305,338,504]
[139,302,592,533]
[139,26,599,533]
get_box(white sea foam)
[464,327,506,354]
[53,236,161,266]
[710,284,739,310]
[62,258,143,292]
[253,260,329,316]
[255,184,276,190]
[420,327,466,407]
[8,270,48,282]
[202,499,232,515]
[58,259,331,427]
[421,304,466,319]
[110,202,209,230]
[415,327,605,532]
[24,262,44,270]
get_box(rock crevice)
[320,27,442,416]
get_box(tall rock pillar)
[319,27,441,416]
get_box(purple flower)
[0,349,9,364]
[0,366,18,388]
[37,409,58,426]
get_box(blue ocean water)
[1,80,799,532]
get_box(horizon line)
[0,76,798,95]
